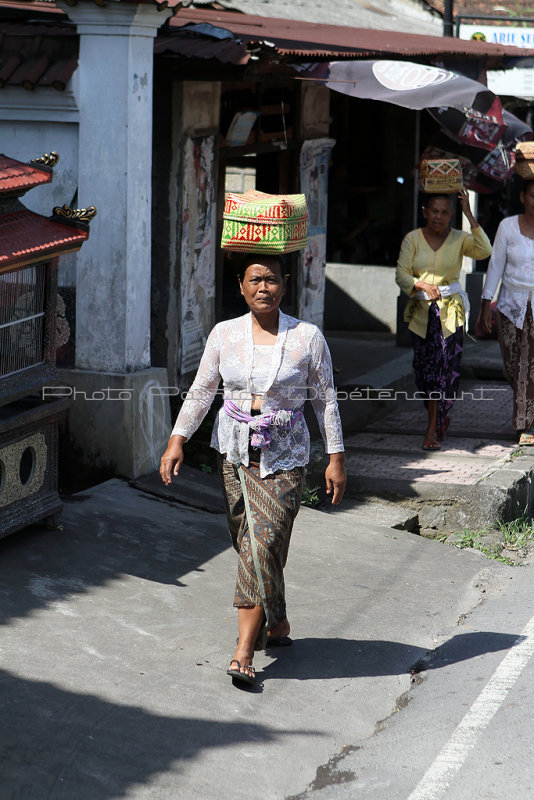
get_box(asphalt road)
[0,478,532,800]
[302,561,534,800]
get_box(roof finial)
[31,152,60,168]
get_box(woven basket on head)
[514,142,534,179]
[221,190,308,253]
[419,158,463,193]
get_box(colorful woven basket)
[514,142,534,179]
[221,190,308,253]
[419,158,463,193]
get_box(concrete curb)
[340,451,534,535]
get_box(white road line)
[407,614,534,800]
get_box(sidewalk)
[324,332,534,537]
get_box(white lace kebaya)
[171,310,345,478]
[482,215,534,328]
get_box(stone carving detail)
[0,433,47,508]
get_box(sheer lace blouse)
[250,344,274,395]
[171,310,344,477]
[482,215,534,329]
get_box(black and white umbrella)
[294,59,507,150]
[294,59,533,189]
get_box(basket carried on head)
[514,142,534,180]
[419,158,463,193]
[221,190,308,253]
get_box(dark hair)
[238,252,287,279]
[518,178,534,193]
[421,193,454,209]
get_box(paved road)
[1,478,530,799]
[301,559,534,800]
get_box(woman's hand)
[325,453,346,505]
[159,434,187,485]
[477,299,493,336]
[413,280,441,301]
[458,189,478,228]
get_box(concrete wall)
[0,88,79,286]
[325,262,483,336]
[325,262,398,332]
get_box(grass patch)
[452,529,517,566]
[497,514,534,549]
[452,513,534,566]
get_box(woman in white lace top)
[479,180,534,444]
[160,253,345,685]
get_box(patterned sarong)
[411,302,464,433]
[217,450,304,630]
[497,304,534,432]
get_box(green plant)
[497,514,534,549]
[301,484,320,508]
[452,528,517,566]
[199,463,214,474]
[508,447,525,460]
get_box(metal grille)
[0,265,46,377]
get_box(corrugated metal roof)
[167,7,534,59]
[0,155,52,193]
[0,209,88,267]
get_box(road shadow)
[0,668,315,799]
[0,479,231,626]
[261,632,521,680]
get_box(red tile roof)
[0,155,52,193]
[0,20,78,91]
[166,7,534,60]
[0,209,88,269]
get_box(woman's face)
[422,197,453,235]
[239,257,286,314]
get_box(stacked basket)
[221,189,308,253]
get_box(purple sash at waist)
[223,398,303,450]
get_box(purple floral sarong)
[411,302,463,433]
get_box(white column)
[58,1,170,372]
[56,2,172,479]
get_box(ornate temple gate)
[0,152,94,538]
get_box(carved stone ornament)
[30,152,60,167]
[52,204,97,224]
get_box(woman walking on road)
[159,253,345,686]
[478,180,534,445]
[396,191,491,450]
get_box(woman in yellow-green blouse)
[396,191,492,450]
